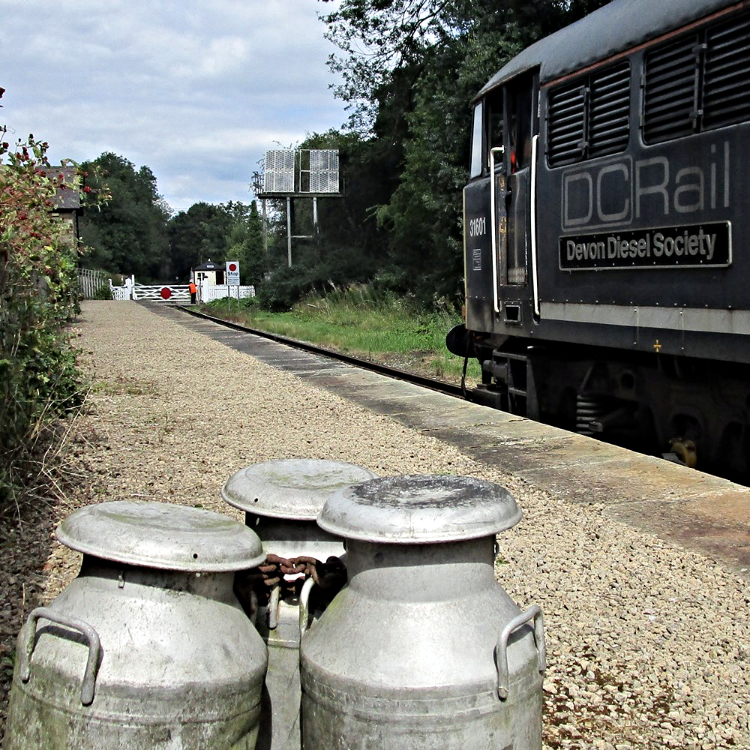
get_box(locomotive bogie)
[468,341,750,476]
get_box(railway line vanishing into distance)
[179,306,466,395]
[164,302,750,579]
[180,304,746,483]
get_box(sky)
[0,0,348,213]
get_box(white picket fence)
[111,285,131,301]
[200,284,255,303]
[79,268,109,299]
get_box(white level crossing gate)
[108,277,255,303]
[130,284,191,302]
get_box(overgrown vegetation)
[203,284,480,383]
[0,129,105,516]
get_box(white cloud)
[171,36,251,79]
[0,0,347,209]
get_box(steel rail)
[177,305,465,399]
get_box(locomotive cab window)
[505,79,533,172]
[469,89,504,177]
[488,88,505,165]
[469,102,484,178]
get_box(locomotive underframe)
[470,335,750,477]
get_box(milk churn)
[221,459,378,750]
[4,501,268,750]
[300,475,546,750]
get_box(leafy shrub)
[258,244,379,312]
[257,264,311,312]
[92,283,113,300]
[0,130,106,514]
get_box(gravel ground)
[1,300,748,748]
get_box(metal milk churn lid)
[222,458,378,559]
[5,501,268,750]
[301,475,546,750]
[221,458,377,750]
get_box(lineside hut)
[192,259,225,285]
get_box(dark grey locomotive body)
[455,0,750,475]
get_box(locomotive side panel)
[533,21,750,364]
[454,0,750,475]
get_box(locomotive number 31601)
[468,216,487,237]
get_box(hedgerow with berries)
[0,128,108,515]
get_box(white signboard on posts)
[226,260,240,286]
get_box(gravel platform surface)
[1,300,748,748]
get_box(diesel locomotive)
[448,0,750,476]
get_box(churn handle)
[299,577,316,637]
[19,606,102,706]
[495,605,546,701]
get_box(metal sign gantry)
[255,149,342,267]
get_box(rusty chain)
[234,553,347,617]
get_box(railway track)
[177,304,749,485]
[178,305,466,399]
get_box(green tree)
[321,1,609,124]
[374,4,529,302]
[256,128,401,309]
[167,201,252,282]
[79,153,171,282]
[318,0,609,304]
[298,128,399,267]
[226,200,265,287]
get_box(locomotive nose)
[446,323,475,358]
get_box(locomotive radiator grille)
[645,10,750,143]
[704,15,750,129]
[547,62,630,167]
[643,36,698,142]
